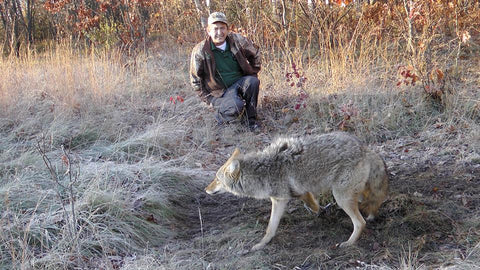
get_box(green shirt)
[211,41,243,88]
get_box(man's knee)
[238,76,260,98]
[246,76,260,89]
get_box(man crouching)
[190,12,261,131]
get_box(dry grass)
[0,45,210,269]
[0,37,479,269]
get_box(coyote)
[205,132,388,251]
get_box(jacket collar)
[210,40,229,51]
[205,34,232,52]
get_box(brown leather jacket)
[190,32,261,104]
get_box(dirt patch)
[160,132,480,269]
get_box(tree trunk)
[26,0,35,45]
[193,0,208,28]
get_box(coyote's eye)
[215,170,226,180]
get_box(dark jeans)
[212,76,260,125]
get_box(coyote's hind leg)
[333,189,366,247]
[299,192,320,214]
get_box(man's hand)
[207,96,217,109]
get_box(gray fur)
[231,132,366,198]
[206,131,389,250]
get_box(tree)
[0,0,30,55]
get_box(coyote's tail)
[271,137,303,156]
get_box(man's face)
[207,22,228,46]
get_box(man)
[190,12,261,131]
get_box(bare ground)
[155,125,480,269]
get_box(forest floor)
[157,120,480,269]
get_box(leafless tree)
[193,0,211,28]
[0,0,35,56]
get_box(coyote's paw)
[250,243,265,251]
[337,241,354,248]
[237,249,250,256]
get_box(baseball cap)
[208,12,228,26]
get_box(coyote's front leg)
[251,197,289,251]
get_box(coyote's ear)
[231,148,241,158]
[226,159,241,180]
[226,147,241,163]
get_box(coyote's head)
[205,148,241,195]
